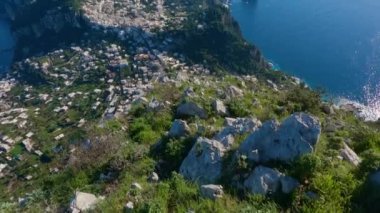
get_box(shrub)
[351,128,380,154]
[328,136,344,150]
[357,151,380,176]
[129,117,161,144]
[228,99,251,117]
[286,86,322,114]
[167,173,199,208]
[129,108,172,145]
[291,154,322,181]
[152,136,195,178]
[69,133,124,170]
[42,169,91,204]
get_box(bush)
[228,99,251,117]
[152,136,195,178]
[129,108,172,144]
[42,169,91,204]
[286,86,322,114]
[357,151,380,176]
[291,154,322,181]
[167,173,199,209]
[69,133,125,170]
[351,128,380,154]
[129,117,161,144]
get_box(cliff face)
[0,0,84,58]
[2,0,268,76]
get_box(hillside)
[0,0,379,212]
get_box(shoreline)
[227,4,380,122]
[3,0,379,122]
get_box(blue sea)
[231,0,380,119]
[0,19,14,73]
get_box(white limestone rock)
[70,192,101,213]
[243,166,282,195]
[179,137,226,184]
[212,99,227,116]
[238,113,321,163]
[177,102,207,119]
[200,184,224,200]
[340,143,361,166]
[169,119,190,138]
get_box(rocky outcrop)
[226,86,243,99]
[200,184,224,200]
[337,98,380,122]
[179,137,226,184]
[243,166,299,195]
[215,117,261,140]
[3,1,82,35]
[244,166,282,195]
[238,113,321,163]
[124,201,134,212]
[321,104,335,115]
[212,99,227,116]
[148,172,159,183]
[179,116,262,184]
[214,117,261,149]
[177,102,207,119]
[168,119,190,138]
[1,0,84,58]
[70,191,102,213]
[340,143,361,166]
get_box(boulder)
[176,71,189,81]
[70,192,101,213]
[238,113,321,163]
[322,104,335,115]
[243,166,299,195]
[124,201,134,212]
[226,86,243,99]
[216,117,261,140]
[200,184,224,200]
[340,143,361,166]
[18,197,28,207]
[217,134,235,149]
[131,182,143,190]
[179,137,226,184]
[183,87,196,97]
[243,166,282,195]
[148,98,163,111]
[212,99,227,116]
[177,102,207,119]
[148,172,159,183]
[324,118,344,133]
[168,119,190,138]
[214,117,261,149]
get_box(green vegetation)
[1,0,380,212]
[2,73,379,212]
[178,6,266,75]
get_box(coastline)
[226,3,380,122]
[3,0,379,122]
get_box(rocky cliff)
[0,0,84,58]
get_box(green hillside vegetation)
[0,0,379,212]
[1,73,379,212]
